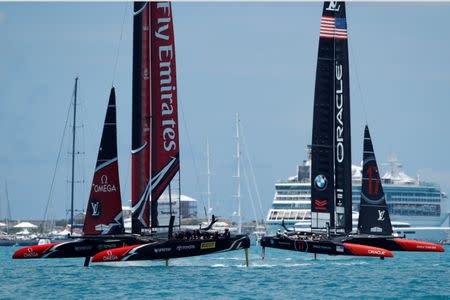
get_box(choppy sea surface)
[1,244,449,299]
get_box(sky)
[1,2,450,221]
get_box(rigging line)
[242,156,259,228]
[78,97,87,212]
[239,122,265,222]
[4,180,12,220]
[111,3,128,87]
[42,86,74,225]
[4,181,12,235]
[348,29,369,126]
[178,95,205,211]
[111,51,130,207]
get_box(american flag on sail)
[320,16,348,39]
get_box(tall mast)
[5,180,11,234]
[311,2,351,233]
[131,2,151,233]
[0,185,2,228]
[70,77,78,235]
[206,139,211,223]
[235,113,242,234]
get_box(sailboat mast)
[70,77,78,235]
[311,1,352,234]
[5,180,11,234]
[206,139,211,223]
[131,2,151,233]
[178,173,181,228]
[235,113,242,234]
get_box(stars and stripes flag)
[320,16,348,39]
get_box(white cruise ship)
[266,148,450,241]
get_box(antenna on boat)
[70,77,78,235]
[235,113,242,234]
[206,139,212,223]
[5,180,11,234]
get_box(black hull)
[260,235,393,258]
[92,235,250,262]
[260,236,349,256]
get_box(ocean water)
[1,245,449,299]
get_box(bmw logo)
[314,174,327,191]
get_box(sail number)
[367,166,380,196]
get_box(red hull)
[343,243,393,258]
[92,245,142,262]
[394,239,445,252]
[13,243,60,259]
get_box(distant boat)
[14,222,39,246]
[0,182,16,246]
[0,237,15,247]
[0,218,15,246]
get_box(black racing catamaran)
[13,87,149,264]
[337,126,444,252]
[260,1,444,258]
[260,1,393,259]
[91,1,250,264]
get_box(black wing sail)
[83,87,124,235]
[311,1,352,233]
[357,126,393,235]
